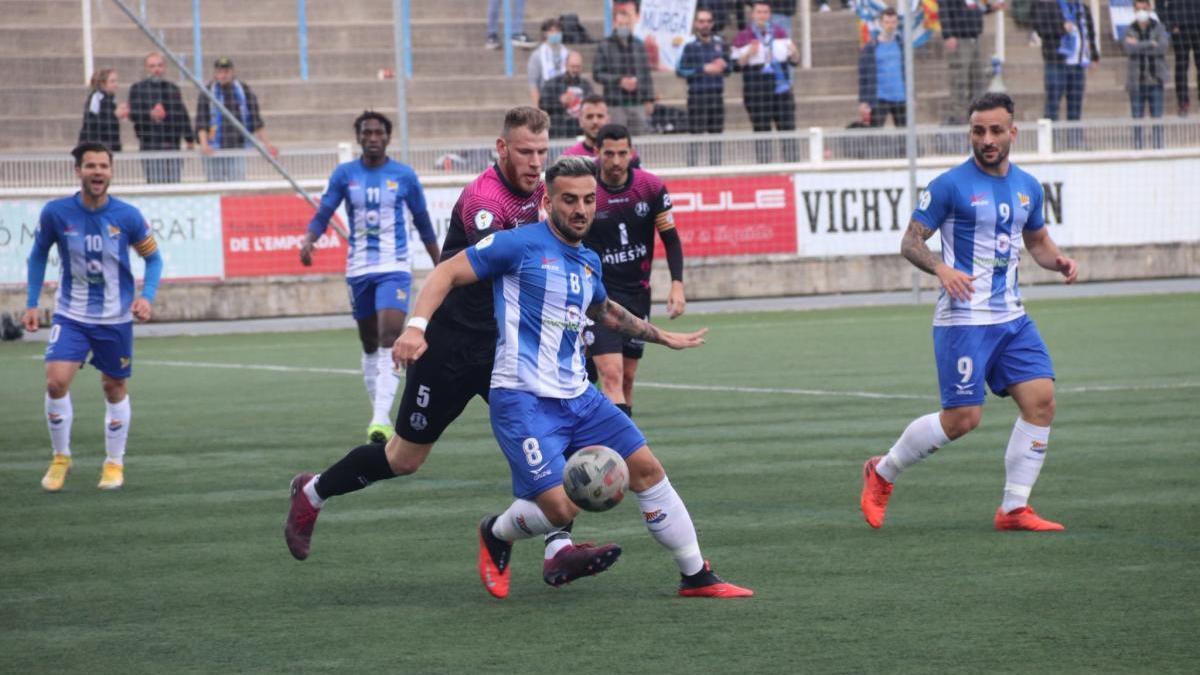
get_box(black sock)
[616,403,632,417]
[314,443,395,499]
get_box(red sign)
[658,175,796,258]
[221,194,347,277]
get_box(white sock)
[371,351,399,426]
[103,396,131,465]
[361,351,378,405]
[544,537,572,559]
[45,392,73,457]
[877,412,951,483]
[492,499,555,542]
[1002,418,1051,513]
[303,474,325,509]
[635,476,704,576]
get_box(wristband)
[407,316,429,332]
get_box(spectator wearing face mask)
[594,1,656,136]
[1124,0,1170,148]
[528,18,569,106]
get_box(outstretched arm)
[1022,226,1078,284]
[393,252,480,368]
[586,299,707,350]
[901,220,975,302]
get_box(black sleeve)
[127,83,150,130]
[246,86,264,132]
[1084,6,1100,62]
[171,84,195,143]
[659,227,684,282]
[195,93,210,135]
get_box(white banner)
[408,186,466,270]
[793,156,1200,258]
[635,0,698,71]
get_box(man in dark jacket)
[1124,0,1171,147]
[128,52,194,183]
[539,51,595,139]
[1034,0,1099,122]
[594,2,656,135]
[194,58,276,182]
[1162,0,1200,115]
[940,0,1003,124]
[677,8,731,165]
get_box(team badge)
[635,201,649,217]
[409,412,428,431]
[1017,192,1031,208]
[365,211,380,225]
[475,233,496,250]
[107,224,121,238]
[474,210,495,231]
[385,179,399,191]
[396,288,407,300]
[996,233,1011,254]
[918,190,932,210]
[662,193,672,208]
[120,357,131,368]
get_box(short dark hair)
[968,92,1015,119]
[502,106,550,137]
[541,17,562,33]
[880,7,898,18]
[545,156,597,193]
[595,124,632,149]
[581,93,607,108]
[354,110,393,136]
[72,142,113,167]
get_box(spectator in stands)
[702,0,745,32]
[128,52,194,183]
[677,8,731,165]
[486,0,534,50]
[733,0,801,163]
[527,18,568,105]
[594,1,656,136]
[195,58,276,182]
[858,7,907,127]
[940,0,1004,125]
[78,68,128,152]
[1034,0,1099,137]
[539,51,595,138]
[1124,0,1171,148]
[1163,0,1200,116]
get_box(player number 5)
[957,356,974,384]
[522,438,543,466]
[416,384,430,408]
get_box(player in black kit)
[583,124,686,416]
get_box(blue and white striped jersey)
[465,222,608,399]
[307,158,430,277]
[34,194,156,325]
[913,158,1046,326]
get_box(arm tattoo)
[587,300,663,343]
[900,221,942,275]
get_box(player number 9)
[999,203,1010,223]
[957,356,974,384]
[522,438,543,466]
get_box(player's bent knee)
[624,446,665,492]
[385,436,432,476]
[940,406,982,439]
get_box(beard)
[973,143,1009,168]
[550,210,589,243]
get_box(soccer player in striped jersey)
[860,93,1079,532]
[286,108,614,590]
[23,142,164,492]
[583,124,685,416]
[300,111,440,443]
[395,156,753,599]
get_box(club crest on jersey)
[475,233,496,250]
[635,201,649,217]
[107,223,120,238]
[1017,192,1031,208]
[918,190,932,210]
[996,233,1011,254]
[120,357,131,368]
[409,412,428,431]
[970,194,990,207]
[385,179,399,191]
[474,210,495,231]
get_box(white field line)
[122,358,1200,401]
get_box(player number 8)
[522,438,543,466]
[957,356,974,384]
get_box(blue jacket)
[857,33,907,107]
[676,35,731,93]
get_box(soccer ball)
[563,446,629,512]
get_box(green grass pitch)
[1,293,1197,673]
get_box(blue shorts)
[490,386,648,500]
[347,272,412,321]
[933,315,1055,409]
[45,315,134,379]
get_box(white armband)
[407,316,429,332]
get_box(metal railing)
[3,117,1198,193]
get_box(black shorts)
[394,318,494,444]
[585,290,650,360]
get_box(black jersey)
[585,167,674,296]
